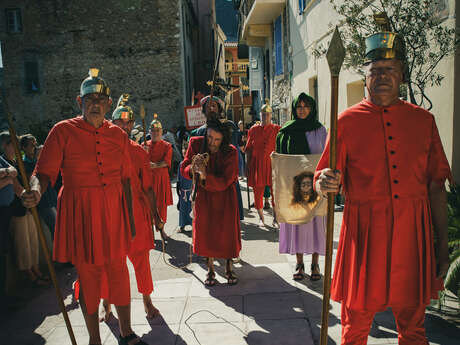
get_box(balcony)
[241,0,286,46]
[225,62,249,75]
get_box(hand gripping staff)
[320,27,345,345]
[1,89,78,345]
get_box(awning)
[242,0,286,45]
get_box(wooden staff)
[140,104,147,148]
[1,89,78,345]
[320,27,345,345]
[239,81,251,210]
[192,43,222,202]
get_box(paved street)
[0,181,458,345]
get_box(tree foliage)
[329,0,458,109]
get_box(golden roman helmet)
[80,68,110,97]
[260,99,273,113]
[150,113,162,129]
[112,93,134,121]
[364,32,406,65]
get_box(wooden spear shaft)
[320,27,345,345]
[1,90,78,345]
[240,83,251,210]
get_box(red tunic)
[35,117,133,265]
[315,99,451,311]
[245,123,280,187]
[128,140,154,253]
[181,137,241,258]
[147,139,173,222]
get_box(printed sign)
[184,104,205,129]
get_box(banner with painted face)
[271,152,327,225]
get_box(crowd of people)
[0,29,452,345]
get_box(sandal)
[225,270,238,285]
[119,333,147,345]
[310,263,321,281]
[205,271,217,287]
[31,277,50,287]
[293,263,305,281]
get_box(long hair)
[206,118,232,154]
[291,171,317,204]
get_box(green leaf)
[445,256,460,297]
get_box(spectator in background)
[176,140,193,232]
[0,132,48,287]
[20,134,57,239]
[162,127,182,178]
[0,144,17,308]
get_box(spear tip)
[326,26,346,77]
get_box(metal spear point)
[140,103,147,148]
[321,26,345,345]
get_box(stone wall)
[0,0,187,140]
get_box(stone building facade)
[0,0,197,140]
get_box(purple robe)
[279,126,328,255]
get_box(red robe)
[245,123,280,187]
[315,99,451,311]
[35,117,133,265]
[181,137,241,258]
[147,139,173,222]
[128,140,154,253]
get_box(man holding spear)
[21,69,146,345]
[316,30,450,345]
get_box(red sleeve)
[139,147,153,190]
[245,127,254,153]
[34,123,65,185]
[204,148,238,192]
[427,115,451,187]
[180,138,199,180]
[314,122,347,189]
[121,135,133,180]
[163,143,173,169]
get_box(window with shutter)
[25,61,40,93]
[274,16,282,76]
[5,8,22,33]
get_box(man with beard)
[181,117,241,286]
[21,69,145,345]
[316,31,450,345]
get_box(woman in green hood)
[276,92,327,281]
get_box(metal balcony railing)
[225,62,249,73]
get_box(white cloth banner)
[271,152,327,224]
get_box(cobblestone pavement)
[0,181,458,344]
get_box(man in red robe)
[245,102,280,226]
[181,117,241,286]
[99,94,163,321]
[147,115,173,242]
[316,32,450,345]
[21,69,147,345]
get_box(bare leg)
[225,259,238,285]
[257,208,265,226]
[205,257,216,286]
[115,304,133,337]
[80,291,102,345]
[99,299,112,322]
[143,294,160,319]
[310,252,321,280]
[293,253,304,280]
